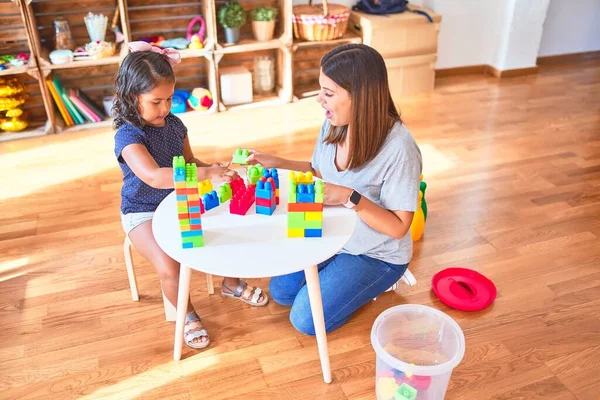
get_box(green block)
[177,205,189,213]
[218,182,232,203]
[232,148,250,164]
[191,237,204,247]
[179,219,190,226]
[315,193,324,203]
[288,179,297,203]
[395,383,417,400]
[247,164,264,185]
[304,220,322,229]
[173,155,185,169]
[287,212,306,229]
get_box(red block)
[189,212,202,219]
[190,224,203,231]
[178,213,189,220]
[287,202,323,212]
[256,197,275,207]
[230,185,255,215]
[230,176,245,195]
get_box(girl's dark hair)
[321,43,401,170]
[113,51,175,129]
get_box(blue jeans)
[269,253,409,335]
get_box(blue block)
[176,195,188,202]
[305,229,322,237]
[182,242,194,248]
[189,206,200,213]
[181,230,203,238]
[190,218,202,225]
[174,175,186,182]
[203,190,219,211]
[297,183,315,203]
[261,168,280,188]
[256,180,274,199]
[256,205,276,215]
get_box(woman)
[247,43,422,335]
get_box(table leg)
[304,264,332,384]
[173,264,192,361]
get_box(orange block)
[288,203,324,212]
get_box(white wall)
[539,0,600,56]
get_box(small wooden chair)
[123,236,214,321]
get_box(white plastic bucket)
[371,305,465,400]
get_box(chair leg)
[161,281,177,322]
[206,273,214,295]
[124,236,139,302]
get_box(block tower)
[173,156,204,248]
[256,176,277,215]
[287,171,324,237]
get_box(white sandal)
[184,311,210,349]
[221,280,269,306]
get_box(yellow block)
[291,171,314,184]
[287,228,304,238]
[305,211,323,221]
[198,179,213,196]
[180,224,190,231]
[276,188,280,196]
[175,182,186,189]
[177,200,188,208]
[188,194,199,201]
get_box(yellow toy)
[0,78,28,132]
[188,35,204,50]
[410,192,425,241]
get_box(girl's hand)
[323,182,353,206]
[245,149,279,168]
[203,166,239,182]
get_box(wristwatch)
[343,190,362,209]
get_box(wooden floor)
[1,59,599,400]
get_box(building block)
[230,185,255,215]
[288,202,323,212]
[247,164,264,185]
[230,176,245,195]
[305,211,323,221]
[304,229,322,237]
[288,179,297,203]
[287,228,304,237]
[297,183,315,203]
[198,179,213,196]
[203,190,219,211]
[261,168,279,188]
[232,148,250,165]
[395,383,417,400]
[290,170,314,184]
[218,182,232,203]
[304,220,322,229]
[256,197,275,207]
[256,204,276,215]
[315,180,324,203]
[173,155,204,248]
[256,178,275,199]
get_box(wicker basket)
[292,0,350,42]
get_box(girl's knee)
[290,307,316,336]
[269,277,296,306]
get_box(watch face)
[350,190,361,205]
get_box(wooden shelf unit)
[0,0,49,141]
[5,0,439,140]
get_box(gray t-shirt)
[311,120,422,265]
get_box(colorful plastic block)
[256,178,275,199]
[395,383,417,400]
[304,229,322,237]
[230,176,245,195]
[256,205,276,215]
[305,211,323,221]
[297,183,315,203]
[173,155,204,248]
[247,164,265,185]
[230,185,255,215]
[287,228,304,237]
[198,179,213,196]
[217,182,232,203]
[378,377,399,400]
[315,180,324,203]
[288,179,297,203]
[261,168,279,188]
[288,202,323,212]
[203,190,219,211]
[290,171,314,185]
[232,148,250,165]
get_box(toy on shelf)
[187,16,206,50]
[230,184,256,215]
[218,182,232,203]
[171,89,190,114]
[256,177,277,215]
[261,168,279,204]
[187,88,213,111]
[232,148,250,165]
[173,156,204,248]
[0,78,28,132]
[247,163,264,184]
[287,171,324,237]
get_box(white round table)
[152,169,356,383]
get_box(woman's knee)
[269,277,296,306]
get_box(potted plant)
[218,1,246,44]
[251,6,277,42]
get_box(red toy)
[230,176,245,196]
[230,185,255,215]
[432,267,497,311]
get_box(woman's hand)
[323,182,353,206]
[245,149,280,168]
[201,166,239,183]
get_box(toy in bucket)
[292,0,351,41]
[371,305,465,399]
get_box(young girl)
[113,41,268,350]
[247,43,422,335]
